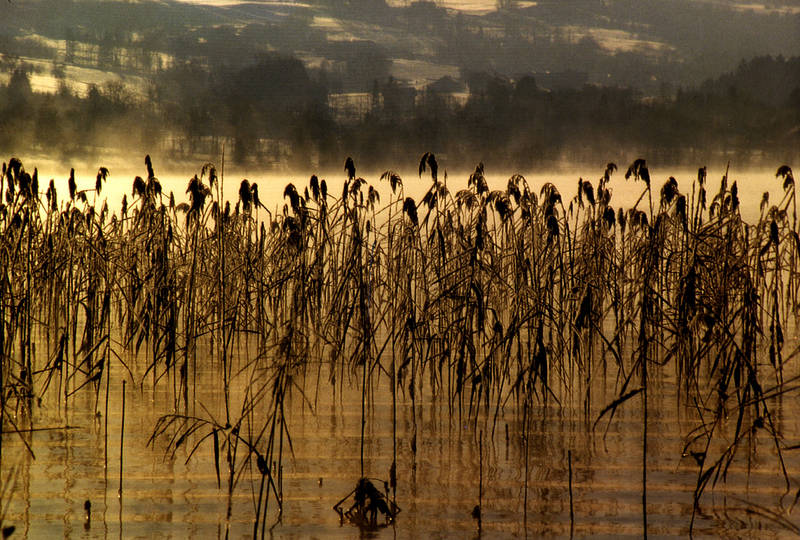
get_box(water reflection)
[3,360,800,537]
[2,156,799,538]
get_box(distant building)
[327,80,419,123]
[533,70,588,91]
[328,93,374,123]
[426,76,466,94]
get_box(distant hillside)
[1,0,799,94]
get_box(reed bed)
[0,154,798,535]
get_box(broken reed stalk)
[119,378,126,498]
[360,329,367,481]
[642,359,648,540]
[569,449,574,539]
[104,349,110,476]
[523,406,528,533]
[478,430,483,532]
[391,332,397,505]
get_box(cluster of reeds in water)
[0,153,798,535]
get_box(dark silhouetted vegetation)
[1,153,800,536]
[4,53,797,170]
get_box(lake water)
[4,340,800,538]
[2,155,800,538]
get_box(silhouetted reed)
[0,154,798,535]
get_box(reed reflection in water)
[1,155,799,538]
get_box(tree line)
[0,53,797,170]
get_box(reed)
[119,379,126,498]
[568,449,574,539]
[0,155,798,536]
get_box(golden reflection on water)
[1,155,799,538]
[3,338,800,538]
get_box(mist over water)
[23,150,785,223]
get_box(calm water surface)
[2,156,799,538]
[4,343,800,538]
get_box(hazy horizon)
[0,0,797,179]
